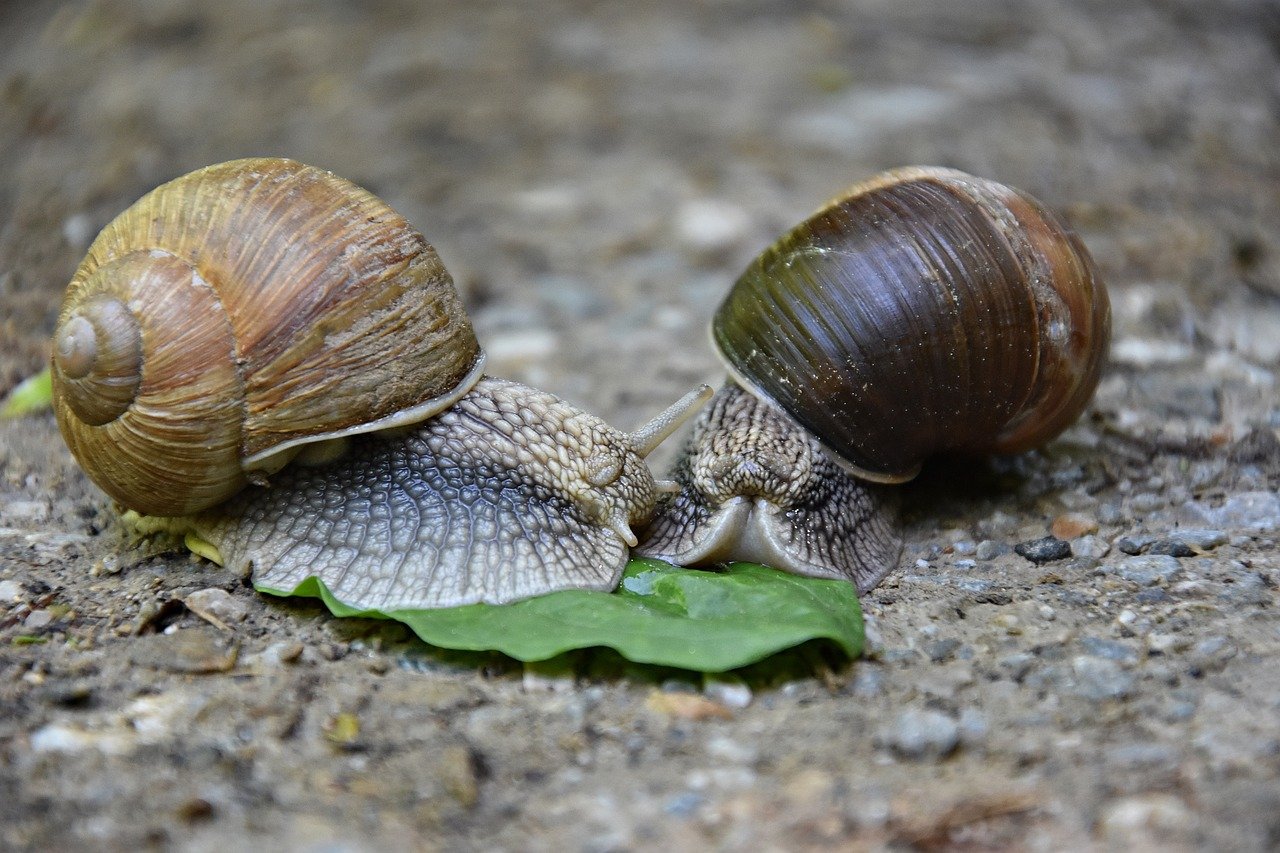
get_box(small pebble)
[880,708,959,760]
[1080,636,1140,665]
[1071,535,1110,559]
[128,627,239,674]
[1097,503,1125,525]
[664,792,703,817]
[1116,534,1156,555]
[1051,513,1098,540]
[1014,536,1072,565]
[92,555,122,576]
[926,638,962,663]
[1221,572,1271,605]
[1187,636,1237,674]
[953,559,976,570]
[675,198,751,253]
[485,329,558,365]
[1216,491,1280,531]
[1071,655,1136,701]
[1136,587,1171,604]
[1172,528,1227,550]
[3,500,50,524]
[705,735,757,764]
[975,540,1009,561]
[1147,632,1190,654]
[1178,491,1280,532]
[957,708,989,745]
[23,609,53,630]
[1114,555,1181,586]
[703,676,752,710]
[848,666,885,697]
[1147,539,1194,558]
[1098,794,1196,845]
[63,213,96,249]
[183,588,249,625]
[0,579,24,602]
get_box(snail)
[637,167,1111,593]
[51,158,710,610]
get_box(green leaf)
[1,368,53,417]
[257,558,863,672]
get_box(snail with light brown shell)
[51,158,710,610]
[638,167,1111,593]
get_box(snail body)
[52,159,709,609]
[639,167,1111,592]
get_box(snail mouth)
[645,496,806,574]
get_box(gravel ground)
[2,1,1279,849]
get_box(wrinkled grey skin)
[638,383,902,594]
[185,377,669,610]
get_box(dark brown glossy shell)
[51,158,483,515]
[712,167,1111,483]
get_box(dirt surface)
[2,1,1279,849]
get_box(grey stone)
[1071,535,1110,559]
[1172,528,1227,550]
[926,638,962,663]
[1216,491,1280,531]
[1178,491,1280,532]
[1147,538,1194,557]
[957,708,989,745]
[0,579,24,602]
[848,666,885,698]
[1221,572,1271,605]
[998,653,1035,682]
[1014,536,1071,564]
[1080,636,1140,664]
[975,540,1009,561]
[1116,533,1156,555]
[1071,655,1137,701]
[880,708,960,760]
[1098,503,1126,525]
[1136,587,1172,604]
[1114,555,1182,586]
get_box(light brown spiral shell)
[51,158,483,515]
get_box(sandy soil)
[2,1,1278,849]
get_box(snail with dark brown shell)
[51,158,710,610]
[638,167,1111,593]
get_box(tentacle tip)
[628,384,715,458]
[605,512,639,548]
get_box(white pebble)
[675,199,751,252]
[1109,338,1195,367]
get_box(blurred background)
[3,0,1277,441]
[2,3,1279,848]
